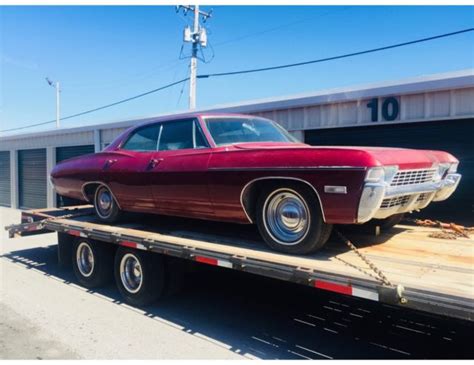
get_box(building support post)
[10,150,18,209]
[46,146,56,208]
[94,129,102,152]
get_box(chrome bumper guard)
[357,173,462,223]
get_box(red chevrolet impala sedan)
[51,113,461,254]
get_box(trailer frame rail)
[5,206,473,322]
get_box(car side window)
[158,119,208,151]
[122,124,160,151]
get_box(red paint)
[314,280,353,295]
[50,112,458,225]
[195,256,218,266]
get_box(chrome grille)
[380,195,410,209]
[416,193,429,202]
[390,169,436,187]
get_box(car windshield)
[205,117,298,146]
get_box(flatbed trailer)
[6,205,474,322]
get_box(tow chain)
[405,218,473,240]
[334,230,393,287]
[333,230,407,304]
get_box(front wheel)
[256,184,332,255]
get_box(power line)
[2,27,472,134]
[1,78,189,133]
[198,27,474,78]
[212,7,351,48]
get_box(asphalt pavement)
[1,207,472,359]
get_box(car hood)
[231,143,458,169]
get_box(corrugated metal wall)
[254,87,474,132]
[56,145,95,207]
[0,151,11,207]
[305,118,474,220]
[18,149,47,209]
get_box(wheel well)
[241,178,325,223]
[82,183,101,203]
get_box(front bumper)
[357,173,462,223]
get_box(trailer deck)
[7,205,474,321]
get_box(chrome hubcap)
[120,254,143,294]
[264,190,310,245]
[96,187,112,217]
[76,242,94,277]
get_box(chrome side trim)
[81,181,122,210]
[240,176,326,224]
[210,166,366,171]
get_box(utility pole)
[46,77,61,128]
[176,5,212,109]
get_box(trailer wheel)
[256,183,332,254]
[72,239,114,288]
[114,247,165,307]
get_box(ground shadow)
[2,243,473,359]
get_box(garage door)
[305,118,474,220]
[56,145,95,207]
[0,151,11,207]
[18,149,47,209]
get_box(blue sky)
[1,5,473,134]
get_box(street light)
[46,77,61,129]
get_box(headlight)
[365,167,385,182]
[365,166,398,183]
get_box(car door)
[104,123,160,212]
[150,118,214,218]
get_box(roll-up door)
[56,145,95,207]
[0,151,11,207]
[18,149,47,209]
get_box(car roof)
[133,112,263,129]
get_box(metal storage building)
[1,69,473,218]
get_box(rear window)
[122,124,160,151]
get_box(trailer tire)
[114,247,165,307]
[256,183,332,254]
[72,239,114,288]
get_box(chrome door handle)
[148,158,162,169]
[103,159,117,170]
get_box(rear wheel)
[114,247,165,307]
[93,185,121,223]
[72,239,114,288]
[256,183,332,255]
